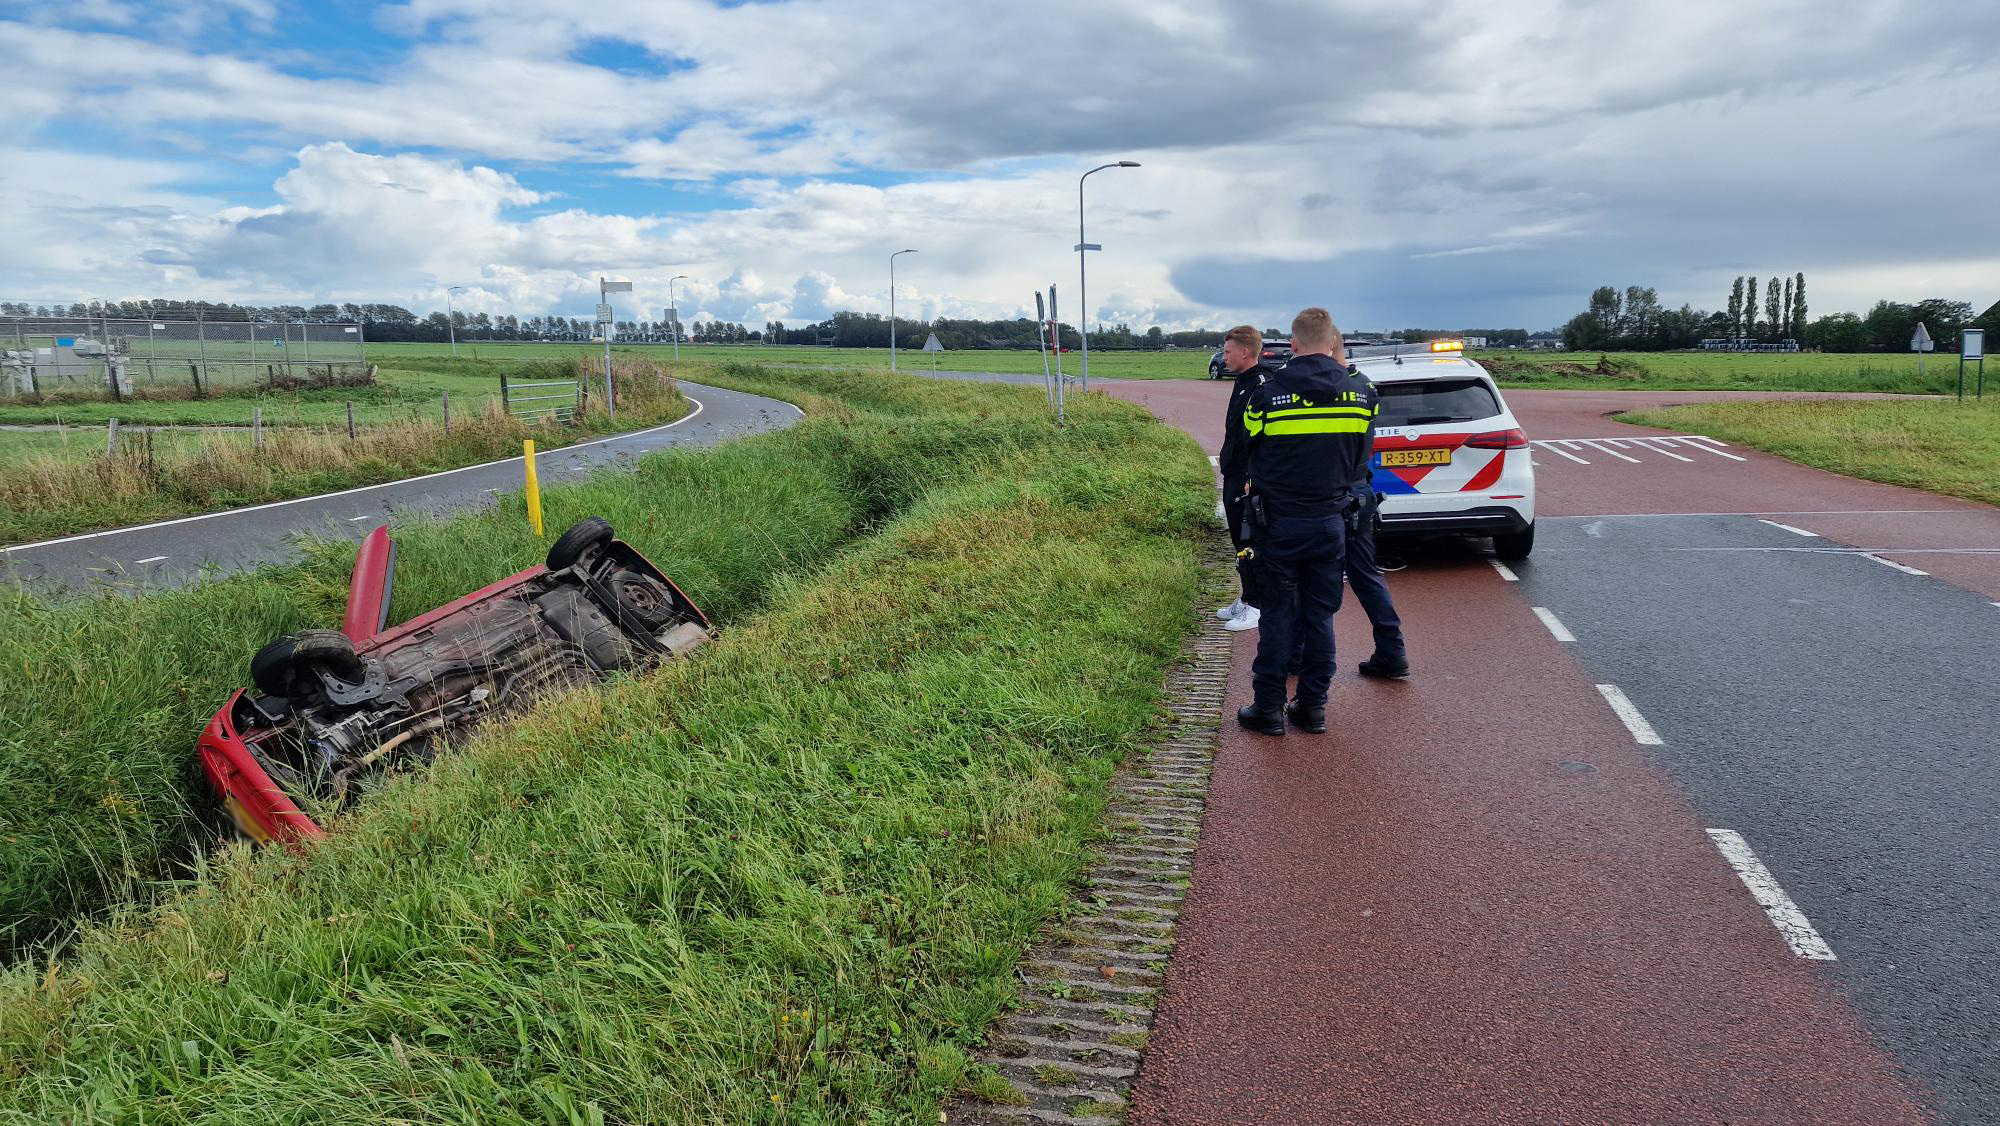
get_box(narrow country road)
[0,380,801,592]
[1101,380,1998,1124]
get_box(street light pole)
[1076,160,1140,392]
[446,285,465,357]
[668,275,688,363]
[889,249,917,372]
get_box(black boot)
[1357,654,1410,679]
[1285,699,1327,734]
[1236,703,1286,736]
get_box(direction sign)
[595,303,615,323]
[601,280,633,294]
[921,333,943,353]
[1911,322,1934,352]
[1965,328,1985,360]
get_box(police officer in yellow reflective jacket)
[1235,307,1377,736]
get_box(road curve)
[1,380,802,593]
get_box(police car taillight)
[1464,428,1527,449]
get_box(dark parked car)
[1208,340,1293,378]
[199,518,710,843]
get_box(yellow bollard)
[523,439,544,537]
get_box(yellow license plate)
[1380,448,1452,467]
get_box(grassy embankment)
[359,341,1974,391]
[1472,349,1964,394]
[0,365,1213,1123]
[1625,395,2000,506]
[0,357,686,544]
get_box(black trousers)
[1250,514,1347,710]
[1344,493,1406,660]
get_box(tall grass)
[1625,395,2000,505]
[0,369,1212,1123]
[0,358,685,543]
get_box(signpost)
[921,332,943,372]
[1034,291,1054,412]
[599,279,632,420]
[1962,327,1986,401]
[1912,321,1934,384]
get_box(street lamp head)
[1117,161,1141,168]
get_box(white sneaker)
[1223,605,1261,632]
[1214,599,1244,620]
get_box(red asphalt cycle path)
[1096,381,1958,1125]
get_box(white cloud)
[2,0,1997,328]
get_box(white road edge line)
[1533,442,1591,465]
[1207,454,1220,468]
[1682,435,1750,461]
[347,515,374,522]
[1595,684,1663,745]
[1490,560,1519,581]
[1860,552,1929,576]
[1,394,710,553]
[1577,439,1642,463]
[1758,519,1820,537]
[1531,607,1575,642]
[1705,829,1838,961]
[132,555,168,564]
[1634,439,1696,462]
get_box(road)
[0,380,801,592]
[1102,381,1998,1124]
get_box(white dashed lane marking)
[1706,829,1838,960]
[1758,519,1820,537]
[133,555,168,564]
[1596,684,1663,745]
[1490,560,1519,581]
[1531,607,1576,642]
[1861,552,1930,576]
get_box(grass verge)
[1473,350,1964,394]
[1623,395,2000,506]
[0,368,1212,1124]
[0,358,686,544]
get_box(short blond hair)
[1222,324,1261,352]
[1291,307,1343,353]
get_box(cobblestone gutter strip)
[949,537,1233,1125]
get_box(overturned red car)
[198,517,710,843]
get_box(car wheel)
[607,571,679,630]
[1492,524,1535,561]
[250,629,365,698]
[547,517,615,571]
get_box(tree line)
[1562,276,1996,352]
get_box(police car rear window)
[1374,378,1500,426]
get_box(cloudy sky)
[2,0,1995,331]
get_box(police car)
[1208,340,1293,378]
[1350,341,1535,559]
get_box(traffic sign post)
[921,332,943,371]
[1962,327,1986,401]
[599,279,632,420]
[1912,321,1933,388]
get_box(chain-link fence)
[0,318,372,400]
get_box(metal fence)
[1,317,371,400]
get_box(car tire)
[547,517,614,571]
[1492,524,1535,561]
[250,629,364,698]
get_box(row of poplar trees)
[1725,274,1807,343]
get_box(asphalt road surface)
[1102,380,1997,1124]
[0,380,801,592]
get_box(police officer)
[1235,307,1376,736]
[1213,324,1272,632]
[1343,367,1409,678]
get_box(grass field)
[0,357,687,544]
[1625,395,2000,506]
[0,363,1210,1123]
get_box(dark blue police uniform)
[1238,353,1377,731]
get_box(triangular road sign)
[1911,322,1934,351]
[922,333,944,352]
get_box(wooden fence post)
[104,417,119,457]
[442,390,451,429]
[346,400,357,440]
[253,406,263,451]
